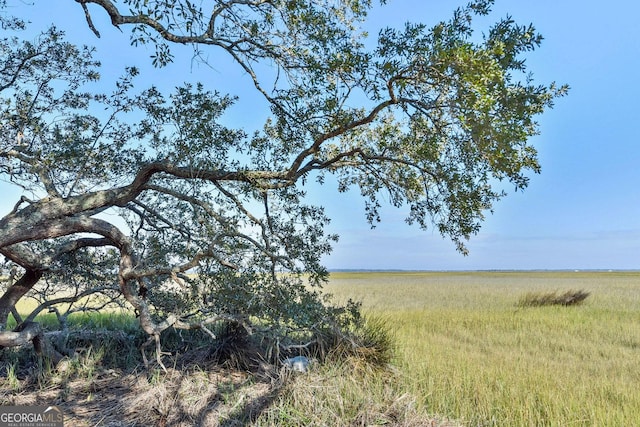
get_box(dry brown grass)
[1,356,456,426]
[1,362,278,426]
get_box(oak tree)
[0,0,566,366]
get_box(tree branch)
[80,1,101,37]
[23,285,113,324]
[287,99,396,179]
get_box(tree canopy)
[0,0,566,365]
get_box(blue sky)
[322,1,640,270]
[4,1,640,270]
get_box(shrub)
[311,314,396,369]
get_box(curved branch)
[80,1,101,37]
[77,0,223,45]
[76,0,279,48]
[23,285,113,324]
[0,160,292,249]
[130,199,193,240]
[0,269,43,328]
[0,50,44,93]
[129,161,290,194]
[287,99,396,178]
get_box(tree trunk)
[0,270,64,365]
[0,269,42,329]
[0,321,65,365]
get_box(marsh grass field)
[2,270,640,426]
[324,270,640,426]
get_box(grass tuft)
[338,314,396,367]
[517,289,591,307]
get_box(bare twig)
[80,1,101,38]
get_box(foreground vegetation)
[0,308,448,426]
[2,270,639,426]
[325,271,640,426]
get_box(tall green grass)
[324,271,640,426]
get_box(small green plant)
[6,362,20,391]
[148,368,165,386]
[517,289,591,307]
